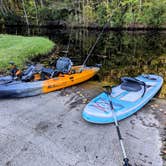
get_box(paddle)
[103,86,132,166]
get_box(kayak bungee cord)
[103,86,132,166]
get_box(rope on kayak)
[103,86,132,166]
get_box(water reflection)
[1,27,166,98]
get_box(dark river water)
[1,26,166,98]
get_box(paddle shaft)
[107,94,131,166]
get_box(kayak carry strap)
[121,77,147,97]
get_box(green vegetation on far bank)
[0,0,166,28]
[0,34,55,72]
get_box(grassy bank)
[0,34,55,72]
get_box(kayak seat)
[120,77,145,92]
[21,65,36,82]
[56,57,73,74]
[42,68,54,75]
[41,68,59,80]
[41,56,73,80]
[121,82,142,92]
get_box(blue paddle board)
[82,74,163,124]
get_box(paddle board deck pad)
[82,74,163,124]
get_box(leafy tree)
[83,5,96,25]
[96,1,111,26]
[140,0,166,27]
[0,0,166,28]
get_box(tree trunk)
[21,0,29,26]
[78,0,81,24]
[1,0,8,15]
[74,0,78,24]
[4,0,12,14]
[82,0,85,26]
[34,0,39,25]
[139,0,142,12]
[40,0,44,7]
[0,0,5,15]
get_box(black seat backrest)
[120,77,143,92]
[121,81,142,92]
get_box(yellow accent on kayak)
[42,66,99,93]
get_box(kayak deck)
[42,66,99,93]
[82,74,163,124]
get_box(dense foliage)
[0,0,166,28]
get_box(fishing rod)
[63,3,75,57]
[81,1,122,69]
[81,22,109,68]
[63,22,74,57]
[80,1,122,70]
[103,85,132,166]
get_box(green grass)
[0,34,55,72]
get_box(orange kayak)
[43,66,99,93]
[0,66,99,98]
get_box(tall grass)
[0,34,55,72]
